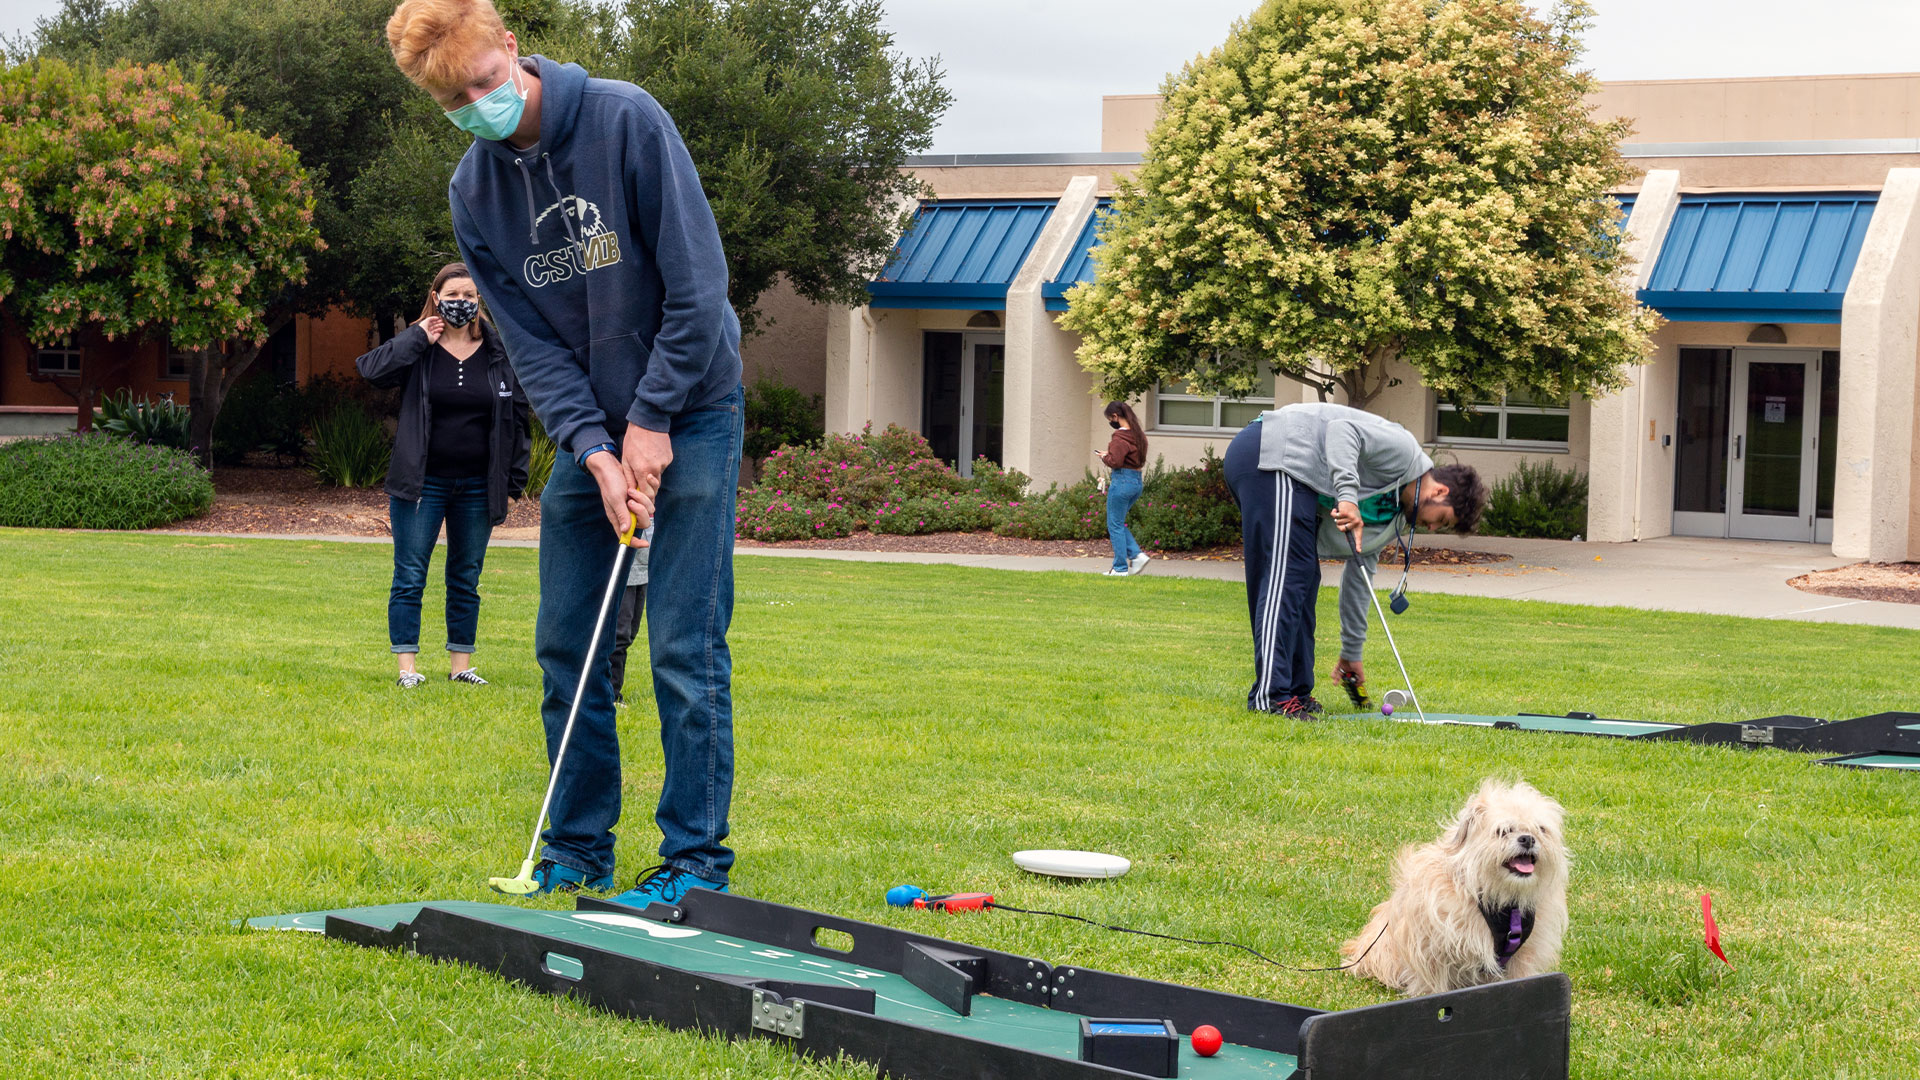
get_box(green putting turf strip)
[1825,754,1920,770]
[252,903,1298,1078]
[1416,714,1685,736]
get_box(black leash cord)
[981,901,1388,973]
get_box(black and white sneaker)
[396,671,427,689]
[449,669,489,685]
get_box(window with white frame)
[34,336,82,377]
[1435,389,1571,449]
[1156,369,1275,431]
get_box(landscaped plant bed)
[1789,562,1920,605]
[738,530,1512,566]
[162,466,540,537]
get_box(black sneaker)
[449,670,488,685]
[1270,695,1325,720]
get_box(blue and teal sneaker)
[610,864,728,909]
[530,859,615,895]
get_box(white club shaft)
[1354,556,1428,723]
[520,541,634,863]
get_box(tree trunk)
[185,320,283,466]
[374,310,396,344]
[1338,342,1405,411]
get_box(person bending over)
[388,0,744,906]
[1222,403,1487,719]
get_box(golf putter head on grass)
[489,515,640,896]
[490,858,543,896]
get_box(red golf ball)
[1191,1025,1223,1057]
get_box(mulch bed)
[736,531,1510,566]
[169,469,1511,568]
[170,466,539,537]
[1789,563,1920,605]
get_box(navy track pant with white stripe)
[1224,421,1321,710]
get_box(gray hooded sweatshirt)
[1257,403,1433,662]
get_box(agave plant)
[308,403,391,488]
[96,389,192,451]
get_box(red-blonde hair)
[386,0,508,90]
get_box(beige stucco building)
[824,73,1920,561]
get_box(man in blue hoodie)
[388,0,743,907]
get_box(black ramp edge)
[1045,964,1324,1056]
[1296,974,1570,1080]
[902,942,980,1017]
[1646,715,1826,750]
[1804,712,1920,754]
[578,889,1056,1007]
[323,912,411,949]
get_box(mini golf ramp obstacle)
[1415,709,1920,770]
[250,889,1572,1080]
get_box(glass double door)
[921,332,1004,478]
[1672,348,1837,543]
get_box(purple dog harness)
[1483,905,1535,969]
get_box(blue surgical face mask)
[443,62,527,142]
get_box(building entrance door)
[1728,351,1818,541]
[922,332,1004,478]
[1672,347,1836,543]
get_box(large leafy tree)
[1060,0,1658,408]
[600,0,949,335]
[0,59,321,456]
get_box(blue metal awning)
[1638,193,1877,323]
[867,200,1056,310]
[1615,193,1634,224]
[1042,199,1111,312]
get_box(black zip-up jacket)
[355,320,531,526]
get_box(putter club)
[490,515,639,895]
[1345,525,1430,724]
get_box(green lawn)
[2,528,1916,1078]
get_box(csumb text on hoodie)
[449,55,742,461]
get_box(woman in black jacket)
[356,261,530,688]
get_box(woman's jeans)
[388,475,493,654]
[534,385,744,883]
[1107,467,1144,571]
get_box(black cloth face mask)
[1108,420,1122,429]
[436,298,480,328]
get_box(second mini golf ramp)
[251,889,1571,1080]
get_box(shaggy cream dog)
[1341,778,1568,996]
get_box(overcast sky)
[7,0,1918,153]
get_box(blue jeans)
[388,475,493,654]
[536,385,743,882]
[1107,468,1143,571]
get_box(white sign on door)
[1763,396,1787,424]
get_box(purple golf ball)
[1382,703,1394,716]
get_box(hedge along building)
[824,73,1920,561]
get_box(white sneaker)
[1128,552,1151,575]
[396,671,427,688]
[1101,568,1129,577]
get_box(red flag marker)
[1701,894,1731,967]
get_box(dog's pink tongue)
[1509,856,1536,875]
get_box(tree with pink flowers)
[0,58,321,456]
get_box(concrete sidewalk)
[152,528,1920,630]
[736,534,1920,630]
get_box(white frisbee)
[1012,849,1131,880]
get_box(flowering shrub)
[993,478,1108,541]
[743,424,1031,538]
[735,487,861,542]
[1133,448,1241,550]
[0,432,213,529]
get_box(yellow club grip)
[619,515,637,547]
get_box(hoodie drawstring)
[512,157,541,245]
[540,153,585,261]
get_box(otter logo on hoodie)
[523,195,624,288]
